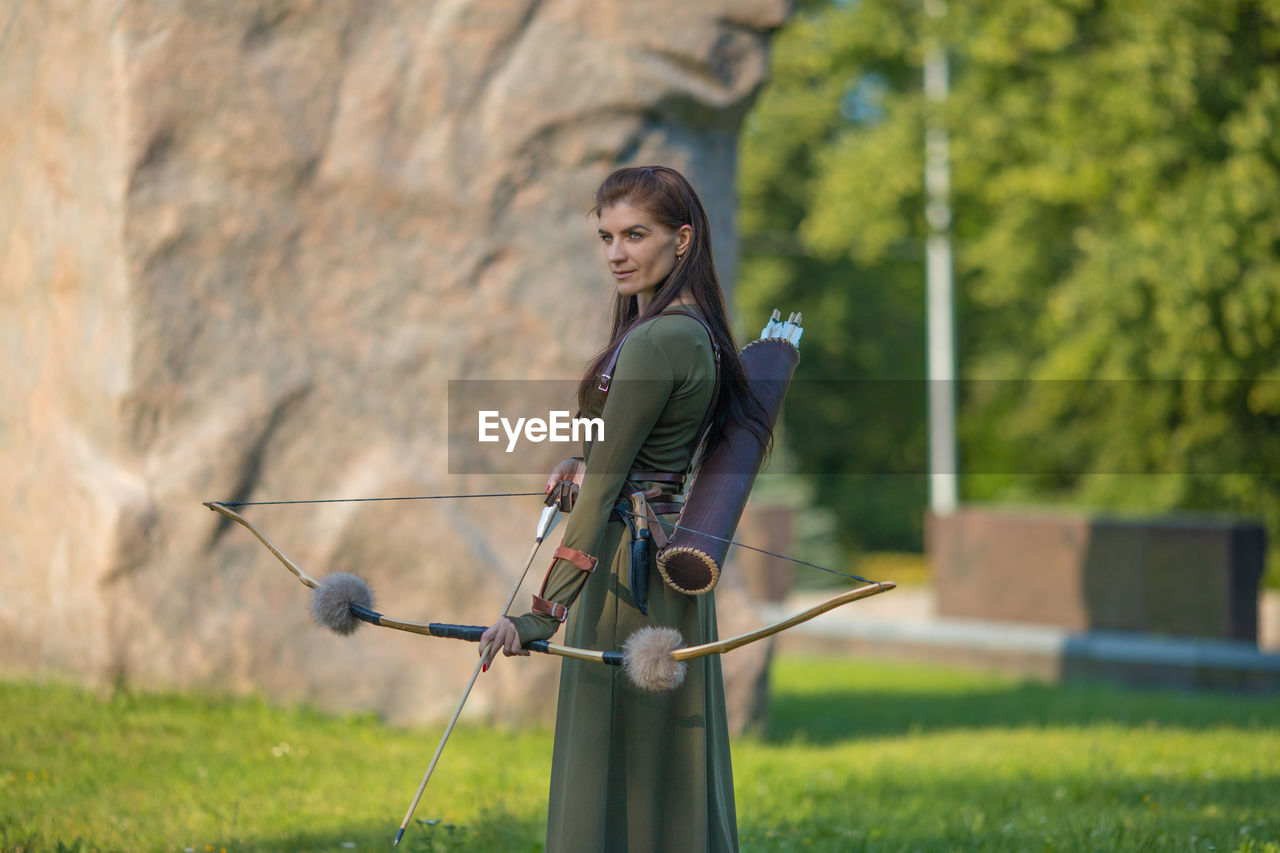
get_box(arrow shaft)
[394,515,555,845]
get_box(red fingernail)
[545,484,551,493]
[482,663,488,673]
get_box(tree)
[739,0,1280,579]
[739,0,930,553]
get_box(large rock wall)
[0,0,788,729]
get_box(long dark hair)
[577,165,771,461]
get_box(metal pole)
[924,0,957,515]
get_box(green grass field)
[3,657,1279,852]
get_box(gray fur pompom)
[622,626,687,692]
[309,572,374,636]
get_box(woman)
[480,166,766,853]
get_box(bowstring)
[214,492,879,586]
[217,492,544,507]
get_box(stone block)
[929,507,1266,644]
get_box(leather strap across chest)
[597,310,721,395]
[597,310,722,483]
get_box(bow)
[203,499,894,686]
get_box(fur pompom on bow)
[310,572,374,635]
[622,627,687,691]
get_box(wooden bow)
[203,499,893,666]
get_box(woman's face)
[597,202,692,302]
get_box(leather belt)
[646,500,682,516]
[626,469,684,513]
[619,487,682,520]
[622,468,684,517]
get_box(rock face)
[0,0,788,731]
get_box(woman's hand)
[545,457,585,493]
[479,616,528,672]
[545,457,585,512]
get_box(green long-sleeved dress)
[509,308,738,852]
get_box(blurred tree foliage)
[738,0,1280,576]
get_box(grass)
[3,657,1279,852]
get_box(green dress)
[509,308,739,853]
